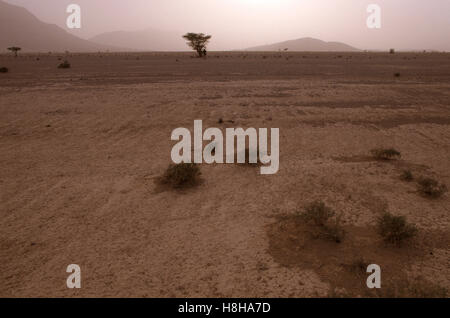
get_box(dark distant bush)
[158,163,201,189]
[417,177,447,198]
[58,60,71,69]
[370,148,401,160]
[377,212,417,245]
[0,67,8,73]
[390,48,395,54]
[394,72,401,77]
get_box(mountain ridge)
[246,37,359,52]
[1,1,360,53]
[89,28,186,52]
[0,0,121,52]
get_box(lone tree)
[182,33,211,57]
[8,47,21,57]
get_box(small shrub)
[400,170,414,182]
[377,212,418,245]
[321,218,346,243]
[0,67,8,73]
[301,201,346,243]
[370,148,401,160]
[394,72,401,77]
[301,200,335,226]
[417,177,447,198]
[389,48,395,54]
[158,163,201,189]
[58,60,71,69]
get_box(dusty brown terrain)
[0,52,449,297]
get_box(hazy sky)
[5,0,450,50]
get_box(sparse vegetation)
[417,177,447,198]
[182,33,212,58]
[321,217,346,243]
[400,169,414,182]
[370,148,401,160]
[58,60,71,69]
[300,201,345,243]
[377,212,418,245]
[0,67,8,73]
[158,163,201,189]
[300,200,335,226]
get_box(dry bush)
[300,201,345,243]
[158,163,201,189]
[58,60,71,69]
[321,217,346,243]
[301,200,335,226]
[417,177,447,198]
[370,148,401,160]
[0,67,8,73]
[377,212,417,245]
[400,169,414,182]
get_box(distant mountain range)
[1,0,359,53]
[0,0,122,52]
[246,37,359,52]
[89,29,186,52]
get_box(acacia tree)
[8,47,21,57]
[182,33,212,57]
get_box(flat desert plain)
[0,52,449,297]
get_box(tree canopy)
[182,33,211,57]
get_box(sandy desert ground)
[0,51,449,297]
